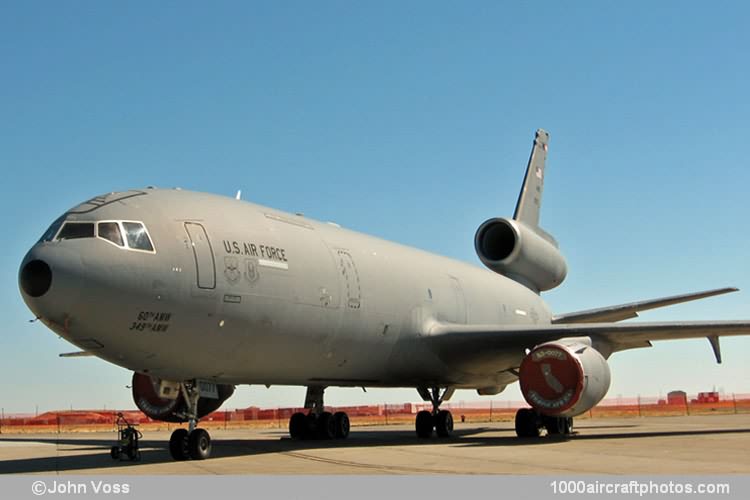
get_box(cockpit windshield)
[39,215,66,242]
[57,222,95,240]
[122,222,154,252]
[46,219,155,253]
[97,222,124,247]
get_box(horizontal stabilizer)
[552,287,739,324]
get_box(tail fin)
[513,129,550,228]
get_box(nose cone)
[19,259,52,297]
[19,244,87,331]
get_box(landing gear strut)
[514,408,573,438]
[415,386,455,438]
[288,386,350,440]
[169,381,212,460]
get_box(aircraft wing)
[427,320,750,364]
[551,287,738,324]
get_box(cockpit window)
[57,222,95,240]
[122,222,154,251]
[40,215,66,242]
[97,222,124,247]
[47,218,154,253]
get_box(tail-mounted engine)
[518,340,611,417]
[474,218,567,292]
[132,372,235,422]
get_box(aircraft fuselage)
[21,188,550,391]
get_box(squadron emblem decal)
[224,256,241,284]
[245,259,259,284]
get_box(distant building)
[667,391,687,405]
[693,391,719,404]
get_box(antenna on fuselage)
[235,190,242,200]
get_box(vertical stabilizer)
[513,129,549,228]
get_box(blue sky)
[1,1,748,413]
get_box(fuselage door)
[335,249,361,309]
[184,222,216,289]
[449,276,467,324]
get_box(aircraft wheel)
[561,417,573,435]
[333,411,350,439]
[289,412,307,440]
[435,410,453,438]
[415,410,434,438]
[543,416,573,435]
[169,428,190,460]
[305,413,319,439]
[188,428,211,460]
[515,408,540,438]
[110,446,120,460]
[317,411,337,439]
[543,415,564,435]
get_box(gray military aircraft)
[19,129,750,461]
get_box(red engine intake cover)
[132,372,181,421]
[519,343,584,415]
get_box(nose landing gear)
[415,386,455,438]
[288,386,351,440]
[168,382,212,460]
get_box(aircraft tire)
[289,412,307,440]
[561,417,573,435]
[317,411,337,439]
[169,428,190,460]
[515,408,540,438]
[543,415,563,435]
[415,410,434,438]
[188,428,211,460]
[333,411,350,439]
[544,416,573,435]
[435,410,453,438]
[110,446,120,460]
[304,413,319,439]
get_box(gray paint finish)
[18,129,750,397]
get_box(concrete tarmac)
[1,414,748,474]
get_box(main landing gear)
[169,382,212,460]
[415,386,455,438]
[514,408,573,438]
[288,386,350,440]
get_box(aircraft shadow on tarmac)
[1,425,749,474]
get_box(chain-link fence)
[1,393,748,433]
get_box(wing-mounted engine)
[474,217,567,291]
[518,340,611,417]
[132,372,235,422]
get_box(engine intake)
[132,372,234,422]
[518,341,611,417]
[474,218,567,291]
